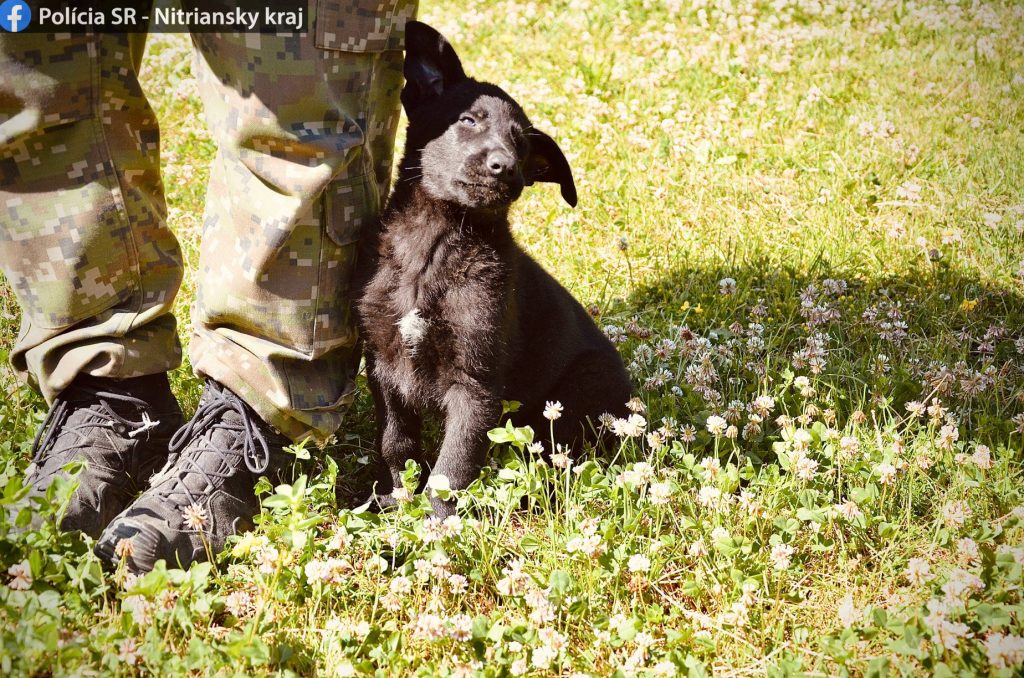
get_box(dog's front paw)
[362,490,399,513]
[429,495,457,520]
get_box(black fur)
[355,22,632,517]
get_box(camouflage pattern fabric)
[0,0,417,442]
[0,31,183,401]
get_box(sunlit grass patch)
[2,0,1024,675]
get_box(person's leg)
[96,0,417,571]
[0,32,183,396]
[188,0,416,443]
[0,29,185,536]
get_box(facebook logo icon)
[0,0,31,32]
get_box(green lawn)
[2,0,1024,675]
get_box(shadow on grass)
[327,255,1024,506]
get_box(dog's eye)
[459,115,477,126]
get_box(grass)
[2,0,1024,675]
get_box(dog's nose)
[485,150,515,180]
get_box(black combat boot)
[95,379,293,572]
[24,372,184,538]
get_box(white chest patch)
[397,308,428,349]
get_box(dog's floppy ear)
[402,21,467,111]
[524,129,578,208]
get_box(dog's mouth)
[454,178,499,190]
[452,177,523,206]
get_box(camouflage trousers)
[0,0,417,442]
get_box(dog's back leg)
[529,349,632,454]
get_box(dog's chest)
[361,231,508,400]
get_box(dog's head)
[399,21,577,210]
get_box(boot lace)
[31,386,158,472]
[154,384,273,504]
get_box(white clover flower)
[985,632,1024,670]
[627,554,651,573]
[835,500,863,521]
[626,397,646,413]
[770,543,795,570]
[447,574,468,594]
[838,436,860,459]
[391,487,413,503]
[448,614,473,642]
[649,481,674,505]
[790,449,819,482]
[115,538,136,560]
[942,568,984,599]
[412,613,446,640]
[612,414,647,438]
[627,413,648,435]
[568,534,604,559]
[646,430,666,450]
[906,557,931,585]
[527,441,544,455]
[550,452,571,469]
[422,517,444,544]
[442,515,464,537]
[6,561,32,591]
[225,590,254,618]
[389,576,412,595]
[305,559,331,584]
[700,456,721,478]
[905,400,926,417]
[931,617,972,651]
[653,660,678,675]
[122,594,152,626]
[531,645,557,671]
[697,485,721,507]
[875,461,897,485]
[335,662,356,677]
[719,277,737,295]
[706,415,727,436]
[118,638,140,666]
[543,401,564,421]
[937,424,959,450]
[752,395,776,415]
[971,444,992,470]
[538,627,567,652]
[631,462,654,484]
[255,544,281,575]
[956,537,980,565]
[427,474,451,496]
[942,500,972,529]
[182,503,208,531]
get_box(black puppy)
[355,22,632,517]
